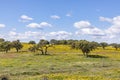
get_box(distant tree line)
[0,38,120,57]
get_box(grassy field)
[0,45,120,80]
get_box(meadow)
[0,44,120,80]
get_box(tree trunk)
[45,47,48,55]
[40,49,44,55]
[16,49,19,52]
[82,50,85,56]
[103,47,105,50]
[86,53,88,57]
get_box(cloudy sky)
[0,0,120,43]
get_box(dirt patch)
[0,53,18,59]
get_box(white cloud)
[9,31,17,36]
[98,16,120,39]
[99,16,112,22]
[0,24,5,28]
[104,16,120,38]
[24,31,46,39]
[77,27,105,36]
[49,31,72,40]
[19,15,33,22]
[50,15,60,19]
[74,20,105,37]
[4,30,72,41]
[75,16,120,39]
[112,16,120,25]
[39,22,52,27]
[7,31,46,41]
[8,31,27,40]
[27,22,52,29]
[74,21,91,29]
[27,23,40,28]
[2,30,72,41]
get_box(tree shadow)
[87,55,108,58]
[34,53,52,56]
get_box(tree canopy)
[71,40,99,57]
[11,40,23,52]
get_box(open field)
[0,45,120,80]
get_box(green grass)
[0,45,120,80]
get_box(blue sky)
[0,0,120,43]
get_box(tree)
[0,38,5,43]
[71,42,76,49]
[100,42,108,49]
[28,40,36,52]
[89,41,99,50]
[50,39,58,45]
[67,39,77,45]
[28,45,37,52]
[60,40,67,45]
[0,41,11,53]
[78,40,91,57]
[37,39,50,55]
[28,40,36,45]
[12,40,23,52]
[0,43,2,51]
[110,43,120,50]
[71,40,96,57]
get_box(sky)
[0,0,120,43]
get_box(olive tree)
[0,38,5,43]
[78,40,91,57]
[100,42,108,49]
[11,40,23,52]
[37,39,51,55]
[50,39,58,45]
[28,45,37,52]
[71,40,97,57]
[110,43,120,50]
[89,41,99,50]
[28,40,37,52]
[28,40,36,45]
[0,41,11,53]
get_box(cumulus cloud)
[49,31,72,40]
[76,27,105,36]
[8,31,27,40]
[7,31,46,41]
[74,21,91,29]
[19,15,33,22]
[4,30,72,41]
[98,16,120,38]
[104,16,120,38]
[27,23,40,28]
[50,15,60,19]
[112,16,120,25]
[24,31,46,39]
[39,22,52,27]
[74,16,120,39]
[74,21,105,37]
[0,24,5,28]
[99,16,112,22]
[27,22,52,29]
